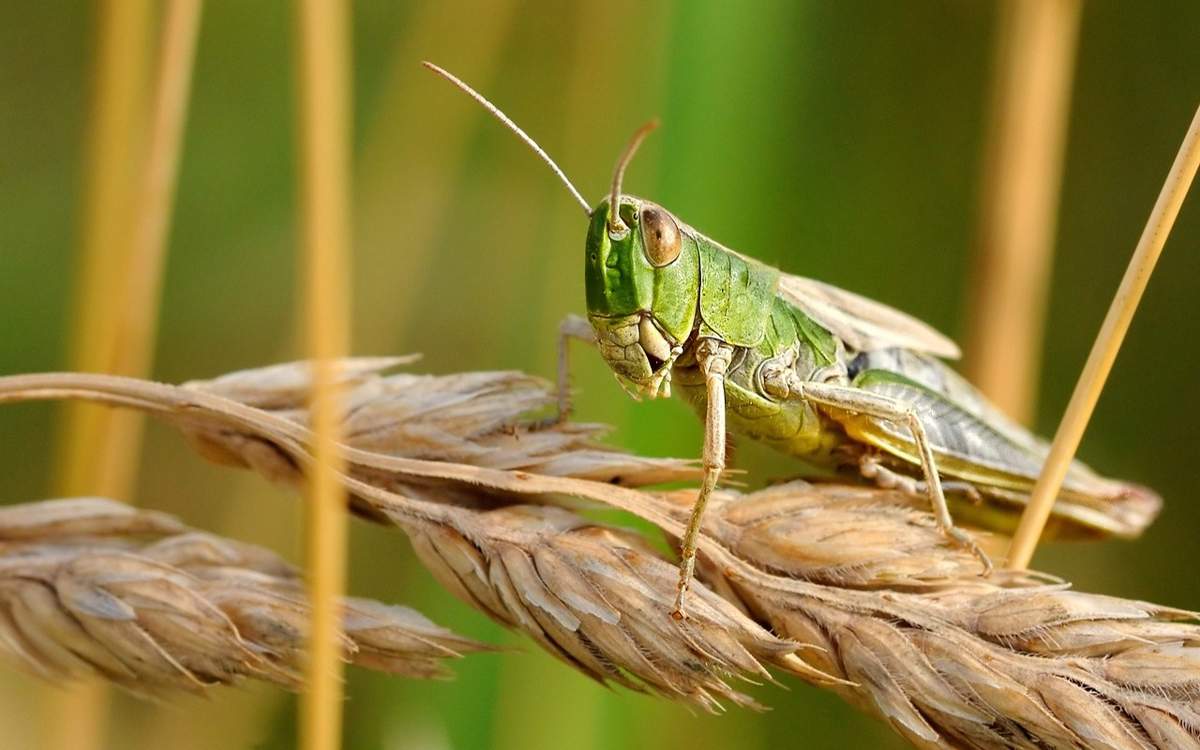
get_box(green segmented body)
[422,61,1157,616]
[586,196,1160,540]
[422,61,1159,554]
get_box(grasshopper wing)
[776,274,961,359]
[827,367,1161,539]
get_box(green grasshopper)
[424,63,1160,617]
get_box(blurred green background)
[2,1,1199,748]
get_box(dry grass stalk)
[1008,103,1200,570]
[965,0,1081,424]
[293,0,354,746]
[1,363,1199,746]
[53,0,153,501]
[0,498,485,693]
[112,0,204,401]
[48,3,160,748]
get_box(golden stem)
[114,0,204,385]
[294,0,353,749]
[44,1,155,748]
[965,0,1081,425]
[1007,103,1200,570]
[52,0,151,499]
[120,4,209,747]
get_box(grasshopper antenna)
[607,118,659,237]
[422,61,591,216]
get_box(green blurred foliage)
[1,1,1199,748]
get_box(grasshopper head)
[420,64,699,399]
[584,196,698,399]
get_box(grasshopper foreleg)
[671,338,734,619]
[797,381,993,575]
[548,314,596,424]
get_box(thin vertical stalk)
[121,3,209,747]
[53,0,152,499]
[46,2,153,749]
[294,1,352,749]
[113,0,204,389]
[964,0,1081,425]
[1007,104,1200,570]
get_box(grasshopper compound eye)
[640,205,681,266]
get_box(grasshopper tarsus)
[944,524,993,575]
[860,454,993,572]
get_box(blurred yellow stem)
[45,1,155,749]
[1007,103,1200,570]
[114,0,204,389]
[965,0,1081,425]
[294,1,352,749]
[53,0,152,500]
[121,3,210,748]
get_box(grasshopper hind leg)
[796,380,993,575]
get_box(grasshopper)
[424,63,1160,617]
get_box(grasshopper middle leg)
[671,338,734,619]
[797,380,993,574]
[860,454,982,504]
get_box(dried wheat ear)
[0,497,487,694]
[0,360,1197,749]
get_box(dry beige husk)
[0,359,1196,749]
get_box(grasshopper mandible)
[423,63,1160,617]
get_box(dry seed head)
[405,503,795,711]
[2,364,1200,746]
[183,359,699,489]
[0,496,184,543]
[0,498,486,693]
[692,482,1026,590]
[693,487,1200,749]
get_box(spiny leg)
[672,338,733,619]
[800,381,993,574]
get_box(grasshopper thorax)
[584,196,699,398]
